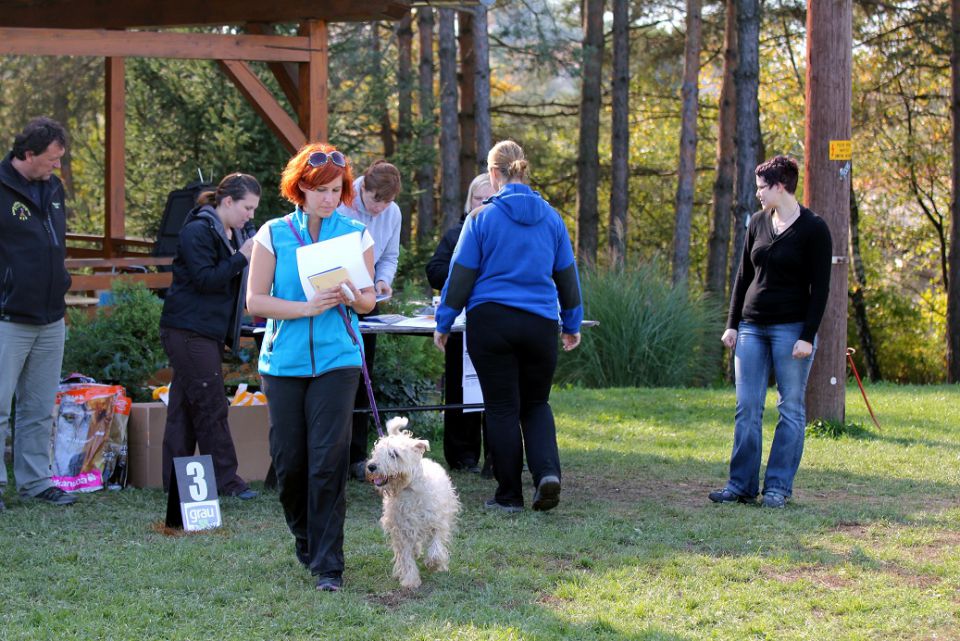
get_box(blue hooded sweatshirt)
[435,183,583,334]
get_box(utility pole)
[804,0,852,421]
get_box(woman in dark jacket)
[159,173,261,499]
[425,173,495,475]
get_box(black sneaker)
[484,498,523,514]
[708,488,752,504]
[315,575,343,592]
[31,487,76,506]
[532,475,561,512]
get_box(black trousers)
[466,303,560,507]
[349,332,377,465]
[160,327,247,495]
[442,332,485,469]
[261,369,358,578]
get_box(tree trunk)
[438,8,462,233]
[949,0,960,382]
[849,182,882,381]
[804,0,852,423]
[371,22,395,158]
[726,0,762,383]
[729,0,762,298]
[473,5,493,171]
[415,8,436,244]
[458,9,477,196]
[706,0,738,301]
[576,0,605,265]
[608,0,629,268]
[671,0,703,288]
[396,10,414,247]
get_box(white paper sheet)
[462,329,484,411]
[295,232,374,299]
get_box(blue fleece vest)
[258,208,365,377]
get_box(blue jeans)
[726,322,816,498]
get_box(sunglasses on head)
[307,150,346,168]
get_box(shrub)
[62,280,166,401]
[554,263,723,388]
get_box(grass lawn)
[2,384,959,640]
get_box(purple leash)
[285,216,384,438]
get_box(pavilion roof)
[0,0,423,29]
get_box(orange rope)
[846,347,881,431]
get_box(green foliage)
[555,263,723,388]
[806,417,871,439]
[62,281,166,401]
[371,331,443,414]
[847,284,946,383]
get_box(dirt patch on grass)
[763,565,854,589]
[366,585,430,608]
[563,473,714,508]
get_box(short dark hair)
[12,117,68,160]
[755,155,799,194]
[362,160,401,202]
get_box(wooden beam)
[0,0,413,29]
[0,28,312,62]
[105,56,126,258]
[217,59,306,153]
[66,257,174,269]
[68,272,173,292]
[246,23,301,113]
[298,20,329,143]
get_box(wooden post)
[804,0,852,422]
[299,19,328,143]
[105,56,125,258]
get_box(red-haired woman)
[247,143,376,592]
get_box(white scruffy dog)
[366,417,460,589]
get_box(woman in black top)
[159,173,261,499]
[709,155,832,509]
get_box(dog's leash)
[284,216,384,438]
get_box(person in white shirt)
[338,161,402,479]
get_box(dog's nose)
[367,463,377,472]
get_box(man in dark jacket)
[0,117,76,509]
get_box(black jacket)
[160,205,250,347]
[0,153,71,325]
[425,220,464,291]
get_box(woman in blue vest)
[247,143,376,592]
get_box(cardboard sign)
[165,455,222,531]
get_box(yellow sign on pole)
[829,140,852,160]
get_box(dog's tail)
[386,416,409,436]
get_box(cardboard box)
[127,402,271,488]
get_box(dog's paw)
[399,574,422,589]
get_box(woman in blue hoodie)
[159,173,261,500]
[433,140,583,513]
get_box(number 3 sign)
[165,455,222,531]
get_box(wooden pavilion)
[0,0,440,288]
